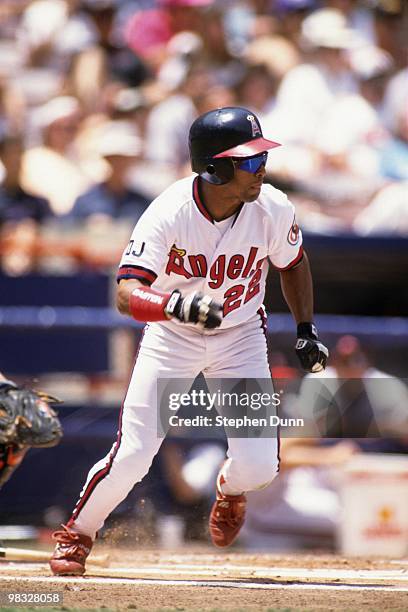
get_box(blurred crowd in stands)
[0,0,407,274]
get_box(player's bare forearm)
[116,279,145,315]
[279,251,313,324]
[281,252,329,372]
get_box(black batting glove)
[295,322,329,373]
[165,290,223,329]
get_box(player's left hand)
[295,323,328,373]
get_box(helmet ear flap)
[196,158,235,185]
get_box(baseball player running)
[50,107,328,575]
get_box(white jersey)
[118,175,303,330]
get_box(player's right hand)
[165,290,222,329]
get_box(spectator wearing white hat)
[70,121,149,222]
[312,45,394,183]
[271,8,362,142]
[261,8,363,185]
[323,0,376,46]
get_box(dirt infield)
[1,549,408,611]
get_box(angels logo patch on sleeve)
[287,215,300,246]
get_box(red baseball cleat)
[209,474,246,547]
[49,524,93,576]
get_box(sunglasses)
[232,152,268,174]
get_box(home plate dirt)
[1,549,408,610]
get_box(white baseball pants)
[70,314,279,539]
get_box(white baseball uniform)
[70,175,303,539]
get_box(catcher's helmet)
[189,106,280,185]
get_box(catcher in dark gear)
[0,377,62,488]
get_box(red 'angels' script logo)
[165,245,266,316]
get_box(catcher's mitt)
[0,381,62,448]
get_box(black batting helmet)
[189,107,280,185]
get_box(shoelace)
[52,524,82,545]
